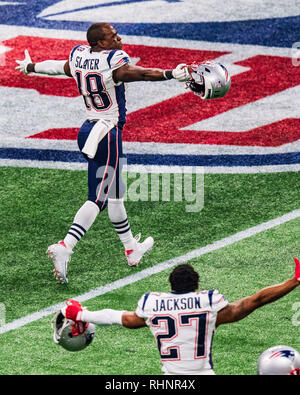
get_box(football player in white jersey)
[15,23,191,284]
[60,258,300,375]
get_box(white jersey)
[69,44,130,126]
[136,290,228,375]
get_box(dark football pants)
[77,120,126,211]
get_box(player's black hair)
[169,264,199,293]
[87,23,109,47]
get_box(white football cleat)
[125,233,154,267]
[46,241,73,284]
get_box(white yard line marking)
[0,209,299,335]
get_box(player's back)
[136,290,228,375]
[68,44,129,126]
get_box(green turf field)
[0,166,299,375]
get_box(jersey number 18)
[75,71,112,111]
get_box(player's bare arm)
[63,61,72,77]
[121,311,147,329]
[113,62,189,83]
[216,258,300,326]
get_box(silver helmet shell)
[188,61,231,100]
[258,345,300,375]
[52,311,96,352]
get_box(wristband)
[163,70,174,80]
[26,63,35,73]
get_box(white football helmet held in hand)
[51,311,96,352]
[258,345,300,375]
[187,61,231,100]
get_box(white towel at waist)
[82,119,115,159]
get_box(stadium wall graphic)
[0,0,299,173]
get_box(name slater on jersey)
[75,56,100,70]
[153,296,202,312]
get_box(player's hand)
[172,63,190,82]
[61,299,84,322]
[294,258,300,282]
[15,49,32,75]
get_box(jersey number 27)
[151,312,209,360]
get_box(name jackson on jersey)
[153,294,206,312]
[144,291,228,313]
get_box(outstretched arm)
[216,258,300,326]
[81,309,147,329]
[16,50,189,81]
[62,300,146,329]
[113,62,190,83]
[15,49,72,77]
[27,60,72,77]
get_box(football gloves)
[172,63,190,82]
[15,49,32,76]
[62,299,84,322]
[294,257,300,282]
[61,299,87,336]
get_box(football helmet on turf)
[52,311,96,352]
[258,345,300,375]
[187,61,231,100]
